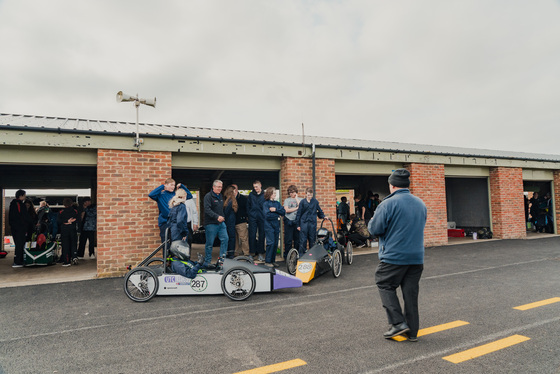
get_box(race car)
[124,233,302,302]
[286,218,353,283]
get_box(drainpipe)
[312,143,316,197]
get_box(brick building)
[1,113,559,278]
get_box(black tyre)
[221,267,256,301]
[286,248,299,275]
[233,255,254,264]
[124,267,159,302]
[331,249,342,278]
[345,242,353,265]
[146,257,165,268]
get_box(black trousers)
[248,217,265,255]
[78,230,96,257]
[12,228,27,265]
[60,228,78,264]
[375,262,423,337]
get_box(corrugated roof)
[1,113,559,162]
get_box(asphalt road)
[1,237,559,374]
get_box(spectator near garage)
[337,196,350,225]
[223,185,238,259]
[231,184,250,257]
[58,198,80,267]
[9,189,33,268]
[247,180,266,262]
[148,178,193,243]
[263,187,286,267]
[78,197,97,259]
[296,187,326,255]
[283,185,302,259]
[368,168,427,342]
[202,180,229,268]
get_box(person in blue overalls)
[263,187,286,267]
[148,178,193,243]
[247,180,266,262]
[296,187,327,255]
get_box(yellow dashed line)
[392,320,470,341]
[513,297,560,311]
[442,335,530,364]
[233,359,307,374]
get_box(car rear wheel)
[233,255,254,264]
[331,249,342,278]
[345,242,353,265]
[286,248,299,275]
[221,267,256,301]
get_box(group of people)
[526,192,554,233]
[149,179,328,269]
[8,190,97,268]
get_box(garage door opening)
[523,181,555,234]
[1,164,97,287]
[445,177,491,239]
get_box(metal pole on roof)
[116,91,156,150]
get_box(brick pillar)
[405,163,448,247]
[97,149,172,278]
[280,157,336,222]
[553,170,560,234]
[489,167,526,239]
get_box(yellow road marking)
[513,297,560,311]
[233,359,307,374]
[392,320,470,341]
[442,335,530,364]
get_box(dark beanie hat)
[388,168,410,188]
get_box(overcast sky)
[1,1,559,156]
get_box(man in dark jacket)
[202,180,228,268]
[368,169,427,342]
[247,180,265,261]
[9,189,32,267]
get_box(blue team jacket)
[263,200,286,226]
[296,198,325,226]
[168,203,189,242]
[247,190,265,220]
[148,184,193,227]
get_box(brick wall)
[489,167,526,239]
[554,170,560,234]
[280,157,336,223]
[97,149,171,277]
[406,163,448,247]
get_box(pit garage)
[523,169,556,234]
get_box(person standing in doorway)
[283,185,301,259]
[78,197,97,259]
[231,184,250,258]
[202,180,229,268]
[263,187,285,267]
[247,180,265,262]
[9,189,32,268]
[337,196,350,225]
[368,169,427,342]
[149,178,193,243]
[296,188,326,255]
[58,198,80,266]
